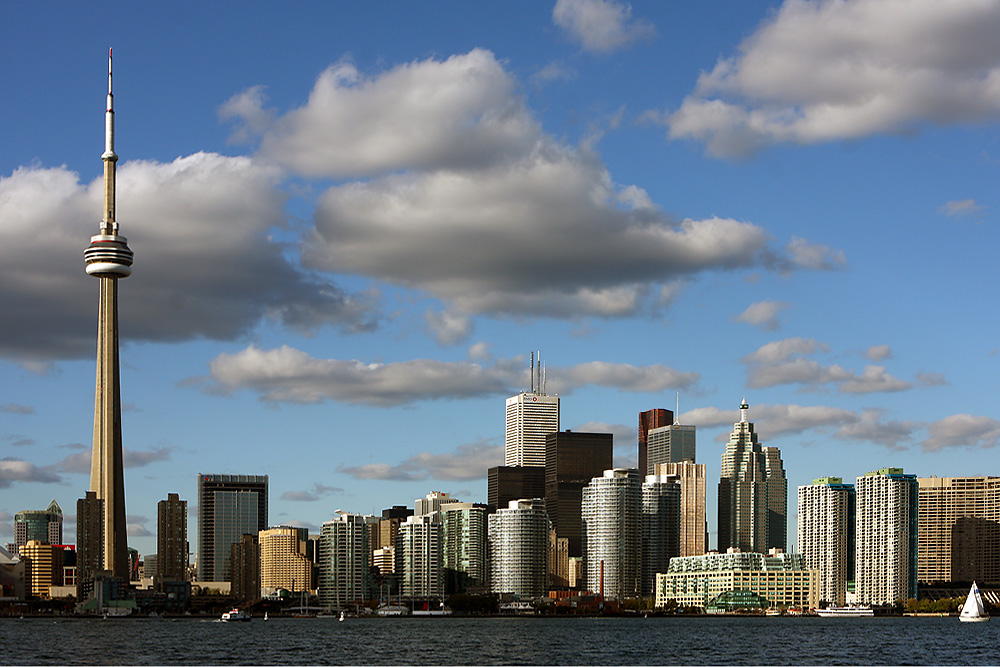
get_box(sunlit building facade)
[917,476,1000,585]
[798,478,855,606]
[505,392,560,467]
[855,468,918,606]
[488,498,549,599]
[582,469,642,601]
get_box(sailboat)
[959,581,990,622]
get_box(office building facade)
[545,430,613,557]
[76,492,104,598]
[229,534,260,603]
[488,498,549,598]
[13,500,63,557]
[197,474,268,582]
[718,400,787,553]
[260,526,312,594]
[638,408,673,479]
[855,468,918,606]
[646,424,696,475]
[917,476,1000,585]
[655,462,707,557]
[582,469,642,601]
[505,392,560,467]
[798,478,855,606]
[488,465,546,513]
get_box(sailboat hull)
[960,615,990,622]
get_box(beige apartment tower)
[917,476,1000,585]
[259,526,312,594]
[656,462,707,557]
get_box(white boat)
[221,608,251,622]
[338,610,346,622]
[815,606,874,617]
[959,582,990,622]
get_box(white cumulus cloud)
[553,0,656,53]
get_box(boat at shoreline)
[959,582,989,622]
[220,608,251,622]
[815,606,874,617]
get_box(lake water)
[3,615,998,665]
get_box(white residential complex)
[504,392,560,467]
[318,512,377,607]
[488,499,549,599]
[855,468,918,606]
[798,478,855,606]
[582,469,642,601]
[400,513,444,598]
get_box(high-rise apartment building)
[76,492,103,598]
[646,424,696,475]
[487,466,545,513]
[582,469,642,601]
[638,408,673,479]
[13,500,63,557]
[319,512,377,607]
[655,462,707,557]
[545,431,613,557]
[229,534,260,603]
[641,474,681,597]
[798,477,855,606]
[399,513,443,598]
[505,389,560,467]
[488,498,550,598]
[718,400,786,553]
[855,468,918,606]
[260,526,312,594]
[157,493,187,583]
[917,476,1000,585]
[440,502,488,593]
[197,474,268,582]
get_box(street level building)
[488,499,549,599]
[917,476,1000,585]
[656,462,708,557]
[545,430,613,557]
[718,400,787,553]
[85,52,134,581]
[197,474,268,582]
[798,478,855,606]
[855,468,918,606]
[260,526,312,594]
[582,469,642,601]
[655,550,818,610]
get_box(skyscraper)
[414,491,459,516]
[85,51,134,582]
[487,466,545,513]
[798,477,855,606]
[488,498,550,598]
[197,474,268,582]
[544,430,613,557]
[917,476,1000,585]
[76,492,103,598]
[646,423,696,475]
[717,399,786,553]
[229,534,260,603]
[638,408,673,477]
[399,513,444,598]
[156,493,188,583]
[656,462,707,557]
[319,512,377,608]
[440,502,488,593]
[505,354,559,467]
[641,474,681,597]
[582,469,642,601]
[855,468,918,606]
[260,526,312,594]
[13,500,63,557]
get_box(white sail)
[959,582,989,622]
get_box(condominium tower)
[85,52,135,581]
[855,468,918,606]
[798,478,855,606]
[641,474,681,596]
[197,474,268,582]
[718,400,787,553]
[260,526,312,594]
[582,469,642,601]
[440,502,488,593]
[917,476,1000,585]
[488,498,549,598]
[319,512,377,607]
[156,493,188,583]
[399,513,444,598]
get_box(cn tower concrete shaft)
[85,49,133,581]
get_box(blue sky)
[3,0,1000,560]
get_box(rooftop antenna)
[542,362,547,396]
[674,391,680,426]
[536,350,541,395]
[530,351,535,393]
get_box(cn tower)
[83,49,133,581]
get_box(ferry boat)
[221,608,251,622]
[815,606,874,617]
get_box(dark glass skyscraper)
[197,474,268,582]
[545,431,613,557]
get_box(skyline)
[2,0,1000,558]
